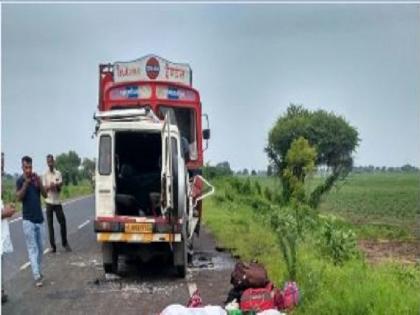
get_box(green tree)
[282,137,317,203]
[215,161,233,175]
[267,165,273,177]
[266,104,359,208]
[401,164,418,172]
[203,161,233,179]
[81,158,96,184]
[56,151,81,185]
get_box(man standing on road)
[2,152,15,302]
[43,154,71,253]
[16,156,47,287]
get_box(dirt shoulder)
[358,239,420,265]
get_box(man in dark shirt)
[16,156,47,287]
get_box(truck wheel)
[173,224,187,278]
[187,238,193,264]
[176,263,186,278]
[102,243,118,274]
[174,239,187,278]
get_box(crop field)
[319,173,418,219]
[203,172,420,314]
[318,172,419,239]
[254,172,419,240]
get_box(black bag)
[225,287,244,304]
[230,261,269,289]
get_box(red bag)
[240,283,275,312]
[274,281,299,311]
[231,261,269,289]
[186,289,202,308]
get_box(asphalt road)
[3,196,94,283]
[2,196,235,315]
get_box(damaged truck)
[93,55,214,277]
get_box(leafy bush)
[203,162,233,179]
[263,186,273,201]
[61,186,70,199]
[254,181,262,195]
[317,215,357,265]
[242,178,252,195]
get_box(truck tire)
[176,265,186,278]
[175,240,187,278]
[102,243,118,274]
[173,224,187,278]
[187,238,193,264]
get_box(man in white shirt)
[43,154,71,253]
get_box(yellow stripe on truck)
[97,233,182,243]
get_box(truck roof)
[98,120,163,132]
[95,108,179,134]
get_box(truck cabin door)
[161,114,186,220]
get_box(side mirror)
[203,129,211,140]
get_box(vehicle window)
[159,106,197,160]
[99,135,112,175]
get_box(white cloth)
[43,168,63,205]
[257,310,286,315]
[1,200,14,254]
[160,305,227,315]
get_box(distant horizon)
[2,156,419,178]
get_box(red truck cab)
[98,55,208,170]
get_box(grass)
[204,191,286,283]
[203,175,420,314]
[1,177,93,211]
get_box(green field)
[250,172,419,240]
[203,173,420,314]
[318,173,419,240]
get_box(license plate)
[142,233,153,242]
[125,223,153,233]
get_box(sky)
[2,3,420,174]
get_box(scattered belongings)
[240,283,276,312]
[160,260,298,315]
[160,304,227,315]
[274,282,299,311]
[230,261,269,289]
[256,310,285,315]
[187,289,203,308]
[226,260,299,313]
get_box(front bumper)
[97,232,181,243]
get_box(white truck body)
[93,108,213,277]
